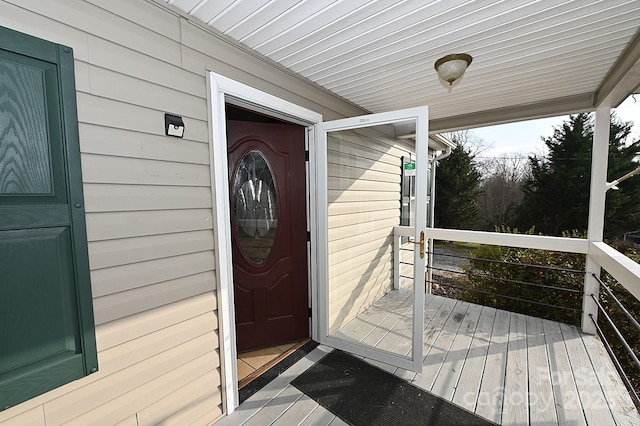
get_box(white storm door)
[317,107,428,372]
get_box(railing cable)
[428,265,583,294]
[592,273,640,333]
[590,294,640,370]
[432,280,581,312]
[590,314,640,407]
[427,250,585,274]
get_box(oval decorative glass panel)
[233,150,279,264]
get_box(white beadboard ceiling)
[165,0,640,131]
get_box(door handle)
[411,230,425,259]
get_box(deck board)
[242,385,303,426]
[299,404,338,426]
[475,308,510,424]
[221,293,640,425]
[580,328,640,426]
[414,300,470,391]
[527,315,558,424]
[560,322,617,426]
[451,306,496,412]
[502,313,528,425]
[430,302,482,400]
[542,319,587,425]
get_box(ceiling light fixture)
[434,53,473,89]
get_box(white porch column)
[582,105,610,334]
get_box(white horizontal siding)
[137,371,223,425]
[329,200,399,218]
[329,267,393,334]
[86,36,204,97]
[43,333,219,424]
[328,189,398,203]
[0,407,44,425]
[328,177,399,192]
[0,1,91,61]
[92,271,217,324]
[328,149,400,174]
[114,415,138,426]
[328,207,400,228]
[10,0,183,64]
[328,217,399,242]
[88,230,214,270]
[79,124,210,163]
[76,93,210,143]
[329,246,393,282]
[88,66,208,121]
[81,154,212,186]
[328,227,392,255]
[86,0,182,42]
[84,184,213,213]
[327,129,413,332]
[96,293,218,352]
[329,236,394,266]
[91,253,215,297]
[74,59,91,92]
[85,209,214,241]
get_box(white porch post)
[582,105,610,334]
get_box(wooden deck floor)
[217,293,640,425]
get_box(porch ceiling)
[165,0,640,131]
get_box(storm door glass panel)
[233,149,278,264]
[319,107,429,373]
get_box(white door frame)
[207,72,323,413]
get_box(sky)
[470,95,640,158]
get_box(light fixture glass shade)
[434,54,472,86]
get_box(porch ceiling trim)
[431,92,596,133]
[596,28,640,108]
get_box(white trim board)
[206,72,323,414]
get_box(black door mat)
[239,340,319,404]
[291,349,497,426]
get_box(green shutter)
[0,26,97,411]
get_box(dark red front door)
[227,120,309,352]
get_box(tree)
[519,113,640,238]
[441,129,489,157]
[477,154,526,229]
[434,143,482,229]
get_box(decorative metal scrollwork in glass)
[233,150,279,264]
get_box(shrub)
[455,227,585,325]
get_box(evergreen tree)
[434,143,482,229]
[604,120,640,238]
[520,113,640,238]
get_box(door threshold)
[238,338,310,389]
[238,339,318,404]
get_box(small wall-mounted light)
[165,113,185,138]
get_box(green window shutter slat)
[0,206,70,230]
